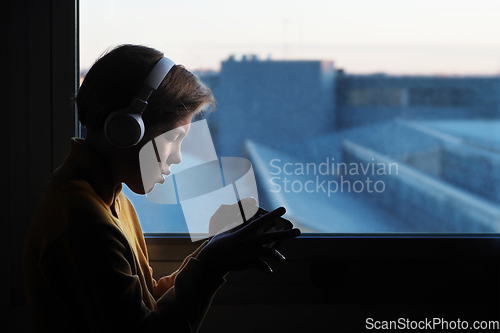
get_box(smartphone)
[245,207,293,249]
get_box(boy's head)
[76,44,215,194]
[77,44,215,137]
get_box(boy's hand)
[208,197,258,237]
[197,206,301,276]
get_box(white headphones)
[104,57,176,148]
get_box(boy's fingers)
[237,197,259,222]
[239,197,258,207]
[253,228,301,244]
[238,207,286,235]
[257,247,287,262]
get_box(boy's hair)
[77,44,215,132]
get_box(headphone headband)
[146,57,176,90]
[132,57,176,115]
[104,56,176,148]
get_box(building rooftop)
[245,120,500,233]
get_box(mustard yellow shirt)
[23,138,224,332]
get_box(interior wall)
[4,0,77,331]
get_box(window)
[80,0,500,236]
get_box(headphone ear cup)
[104,110,145,148]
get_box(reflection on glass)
[83,1,500,234]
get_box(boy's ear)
[105,110,145,148]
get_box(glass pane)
[80,0,500,234]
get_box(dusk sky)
[80,0,500,75]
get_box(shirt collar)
[54,138,122,208]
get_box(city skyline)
[80,0,500,75]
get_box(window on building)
[80,0,500,236]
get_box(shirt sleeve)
[63,221,224,333]
[152,240,210,300]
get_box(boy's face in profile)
[122,115,192,195]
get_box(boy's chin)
[124,182,148,195]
